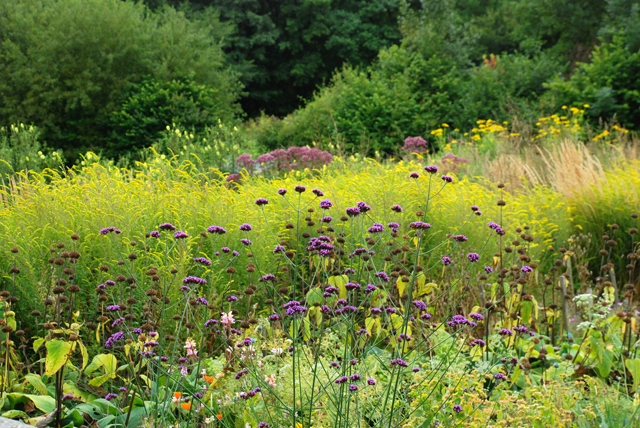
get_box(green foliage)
[149,122,258,172]
[109,78,240,156]
[0,124,64,177]
[545,38,640,129]
[0,0,241,160]
[157,0,404,117]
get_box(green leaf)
[85,354,117,378]
[328,275,348,299]
[24,374,48,396]
[45,340,72,376]
[5,393,56,413]
[2,409,27,419]
[520,301,533,323]
[305,287,323,306]
[32,338,45,353]
[625,358,640,391]
[78,341,89,371]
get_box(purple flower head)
[391,358,408,367]
[178,357,188,364]
[391,204,404,213]
[413,300,428,311]
[232,250,240,257]
[424,165,439,174]
[277,188,287,196]
[227,295,238,302]
[104,331,124,348]
[345,207,360,217]
[364,284,378,294]
[294,185,306,193]
[204,319,218,327]
[345,282,362,291]
[409,172,420,179]
[112,317,124,327]
[513,325,529,333]
[350,358,358,365]
[105,280,115,287]
[193,257,212,266]
[475,211,483,216]
[367,378,377,385]
[183,276,207,285]
[453,234,468,242]
[521,265,533,273]
[180,286,189,292]
[357,201,371,213]
[150,231,161,238]
[441,175,453,183]
[344,268,355,275]
[368,222,385,234]
[106,305,121,312]
[441,256,452,266]
[105,393,118,401]
[350,373,361,381]
[159,223,176,231]
[412,367,420,373]
[420,312,432,320]
[234,369,249,380]
[494,373,506,380]
[484,266,494,274]
[471,339,486,347]
[467,253,480,263]
[255,198,269,206]
[260,274,277,283]
[370,307,382,314]
[207,225,227,235]
[321,216,333,223]
[132,328,142,334]
[336,298,347,306]
[99,226,122,235]
[330,361,340,368]
[221,247,231,253]
[312,189,324,197]
[239,224,253,232]
[319,199,333,209]
[273,245,285,254]
[452,404,462,413]
[259,423,270,428]
[241,238,252,246]
[174,231,189,239]
[471,205,479,211]
[62,394,75,401]
[194,392,203,399]
[325,286,339,294]
[498,328,514,336]
[375,272,390,282]
[410,221,431,230]
[385,307,397,314]
[268,314,280,322]
[97,283,106,290]
[398,333,412,342]
[335,376,348,384]
[469,312,484,321]
[349,384,359,392]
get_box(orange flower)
[181,402,191,411]
[204,376,215,384]
[216,414,223,420]
[174,392,182,400]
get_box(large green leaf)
[5,393,56,413]
[24,374,48,396]
[85,354,117,378]
[625,358,640,391]
[328,275,348,299]
[45,340,72,376]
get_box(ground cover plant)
[0,149,636,427]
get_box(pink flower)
[221,312,235,326]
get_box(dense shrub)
[545,38,640,129]
[0,0,241,160]
[109,78,240,157]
